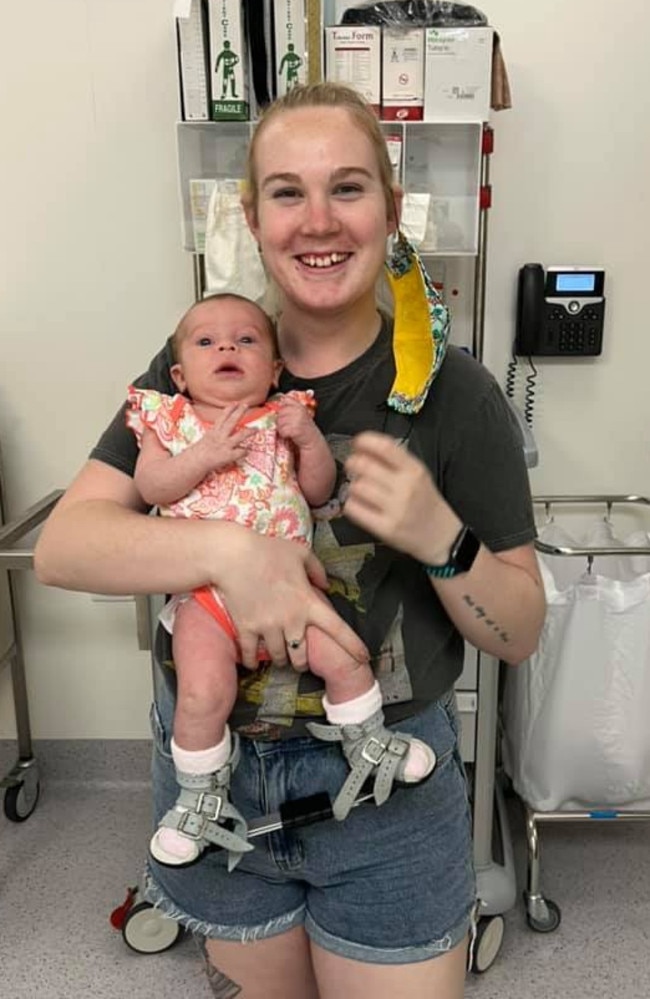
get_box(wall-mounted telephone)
[515,263,606,356]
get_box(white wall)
[1,1,649,738]
[483,0,650,495]
[0,1,190,738]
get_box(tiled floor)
[1,744,649,999]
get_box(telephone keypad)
[544,301,604,355]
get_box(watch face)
[425,526,480,578]
[454,525,480,573]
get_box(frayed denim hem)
[143,866,306,943]
[305,903,475,966]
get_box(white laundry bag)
[502,520,650,811]
[204,179,267,303]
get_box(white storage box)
[324,25,381,112]
[381,27,424,121]
[176,0,210,121]
[274,0,308,97]
[208,0,249,120]
[424,27,493,122]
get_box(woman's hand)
[215,529,369,671]
[343,431,449,563]
[34,461,368,673]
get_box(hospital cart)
[0,448,62,822]
[518,495,650,933]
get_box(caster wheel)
[4,779,40,822]
[470,914,505,973]
[122,901,183,954]
[526,897,561,934]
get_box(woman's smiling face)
[246,106,397,319]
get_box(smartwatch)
[423,525,480,579]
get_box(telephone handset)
[514,263,605,357]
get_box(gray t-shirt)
[91,318,536,738]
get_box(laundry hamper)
[501,495,650,932]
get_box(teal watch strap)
[423,525,480,579]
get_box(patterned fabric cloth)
[126,387,315,544]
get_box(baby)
[127,293,434,868]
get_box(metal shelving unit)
[0,449,61,823]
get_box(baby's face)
[171,298,281,409]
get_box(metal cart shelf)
[521,494,650,933]
[0,465,62,822]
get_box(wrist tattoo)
[463,594,510,643]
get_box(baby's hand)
[200,403,253,469]
[276,397,317,448]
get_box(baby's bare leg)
[306,621,375,704]
[305,589,435,791]
[172,598,238,751]
[150,598,249,868]
[304,589,374,703]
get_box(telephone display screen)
[556,273,595,293]
[547,269,604,297]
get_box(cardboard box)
[381,27,425,121]
[208,0,249,120]
[274,0,308,97]
[175,0,210,121]
[424,27,493,121]
[324,26,381,113]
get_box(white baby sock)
[171,728,232,776]
[323,681,383,726]
[323,681,434,782]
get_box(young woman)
[35,83,545,998]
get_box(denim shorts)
[144,659,477,965]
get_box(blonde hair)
[243,82,398,226]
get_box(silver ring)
[287,638,303,650]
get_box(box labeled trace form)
[176,0,210,121]
[274,0,308,97]
[324,26,381,113]
[381,27,425,121]
[424,27,493,121]
[208,0,249,120]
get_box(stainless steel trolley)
[520,494,650,933]
[0,448,61,822]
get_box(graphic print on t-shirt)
[236,432,414,736]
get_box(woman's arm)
[35,459,240,594]
[34,459,368,669]
[343,432,545,664]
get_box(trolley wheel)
[470,914,505,974]
[3,779,40,822]
[122,901,183,954]
[525,896,561,934]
